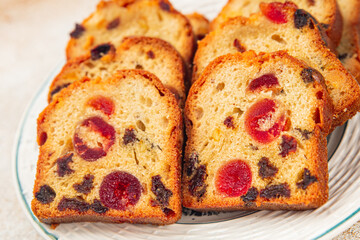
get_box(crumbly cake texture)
[186,12,210,41]
[66,0,195,65]
[32,70,183,225]
[50,36,186,107]
[337,0,360,82]
[210,0,343,47]
[183,51,332,210]
[193,3,360,129]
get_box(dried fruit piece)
[56,153,74,177]
[73,116,116,161]
[147,50,155,59]
[241,187,259,202]
[244,98,286,144]
[258,157,278,179]
[189,165,207,199]
[87,95,115,116]
[260,2,297,24]
[297,168,317,189]
[294,9,312,29]
[279,135,297,157]
[186,152,198,176]
[39,131,47,146]
[73,174,94,194]
[151,175,173,207]
[90,199,109,214]
[233,39,246,52]
[58,197,90,212]
[99,171,141,210]
[162,208,175,217]
[50,83,71,99]
[224,116,235,129]
[216,160,252,197]
[90,43,112,60]
[70,24,85,39]
[106,18,120,30]
[260,183,290,199]
[301,67,323,84]
[159,1,170,11]
[295,128,313,140]
[247,74,279,93]
[35,185,56,204]
[123,128,138,145]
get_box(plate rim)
[12,59,360,240]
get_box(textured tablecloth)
[0,0,359,239]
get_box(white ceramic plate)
[13,1,360,239]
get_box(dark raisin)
[338,53,348,60]
[90,199,109,214]
[258,157,278,179]
[159,0,171,11]
[186,152,199,176]
[73,174,94,194]
[50,83,71,99]
[280,135,297,157]
[151,175,173,207]
[224,116,235,129]
[294,9,311,29]
[147,50,155,59]
[301,67,323,84]
[35,185,56,204]
[106,18,120,30]
[260,183,290,199]
[233,39,246,52]
[39,131,47,146]
[189,165,207,199]
[162,207,176,217]
[58,197,90,212]
[295,128,313,140]
[241,187,259,202]
[70,24,85,39]
[297,168,317,190]
[90,43,112,60]
[56,153,74,177]
[123,128,137,145]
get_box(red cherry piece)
[260,2,297,24]
[87,95,115,116]
[99,171,141,210]
[247,74,279,92]
[245,99,286,144]
[73,116,115,161]
[216,160,252,197]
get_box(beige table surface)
[0,0,359,239]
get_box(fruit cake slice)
[211,0,343,47]
[50,36,186,107]
[66,0,194,65]
[186,12,210,41]
[32,70,183,225]
[193,2,360,129]
[337,0,360,82]
[183,51,333,210]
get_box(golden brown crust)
[33,70,183,225]
[65,0,195,66]
[51,36,187,107]
[183,51,332,210]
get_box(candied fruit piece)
[99,171,141,210]
[87,95,115,116]
[56,153,74,177]
[233,39,246,53]
[297,168,317,190]
[123,128,138,145]
[90,43,112,60]
[151,175,173,207]
[241,187,259,202]
[258,157,278,179]
[73,116,115,161]
[216,160,252,197]
[244,98,286,144]
[39,131,47,146]
[279,135,297,157]
[90,199,109,214]
[35,185,56,204]
[58,197,90,212]
[260,2,297,24]
[106,18,120,30]
[260,183,290,199]
[247,74,279,93]
[70,24,85,39]
[224,116,235,129]
[73,174,94,194]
